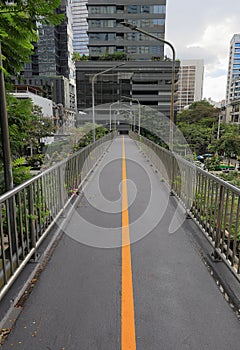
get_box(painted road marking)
[121,136,137,350]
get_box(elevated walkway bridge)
[0,133,240,349]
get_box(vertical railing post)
[58,165,65,209]
[170,152,175,196]
[29,184,37,261]
[213,185,224,260]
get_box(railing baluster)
[0,133,115,299]
[0,204,8,285]
[129,132,240,280]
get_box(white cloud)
[165,1,240,101]
[203,75,227,101]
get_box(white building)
[70,0,89,55]
[11,88,53,119]
[177,59,204,113]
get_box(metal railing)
[0,133,115,300]
[130,132,240,280]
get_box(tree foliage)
[176,100,220,154]
[0,94,55,160]
[177,100,219,126]
[99,52,127,61]
[0,0,63,75]
[210,135,240,163]
[72,52,89,62]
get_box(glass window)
[126,32,163,41]
[153,5,166,14]
[128,5,138,14]
[89,33,115,40]
[129,19,165,27]
[150,46,161,54]
[127,46,161,54]
[152,19,165,26]
[141,5,150,13]
[88,6,116,14]
[127,5,165,14]
[89,46,115,55]
[88,19,115,28]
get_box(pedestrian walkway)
[1,136,240,349]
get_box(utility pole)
[0,42,13,191]
[121,22,176,151]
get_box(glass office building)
[87,0,166,60]
[76,0,180,120]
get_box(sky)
[165,0,240,102]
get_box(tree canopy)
[213,135,240,160]
[0,94,55,161]
[177,100,219,126]
[176,100,220,154]
[0,0,63,75]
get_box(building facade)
[177,59,204,113]
[226,34,240,104]
[226,99,240,124]
[76,60,179,120]
[71,0,89,55]
[87,0,166,60]
[76,0,180,121]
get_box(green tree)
[0,0,63,75]
[72,52,89,62]
[6,94,35,157]
[177,123,212,154]
[177,100,219,126]
[176,101,220,154]
[0,94,55,160]
[0,157,33,194]
[99,52,127,61]
[211,134,240,164]
[72,52,81,61]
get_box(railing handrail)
[136,133,240,195]
[0,132,116,300]
[130,131,240,281]
[0,134,112,203]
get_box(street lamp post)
[121,22,176,151]
[121,95,141,135]
[118,103,134,131]
[114,110,119,131]
[109,101,120,131]
[217,114,222,140]
[0,42,13,191]
[91,63,125,142]
[110,101,134,131]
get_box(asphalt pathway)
[1,135,240,350]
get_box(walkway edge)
[0,139,115,345]
[131,134,240,320]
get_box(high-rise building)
[87,0,166,60]
[71,0,89,55]
[226,34,240,104]
[76,0,180,121]
[177,59,204,112]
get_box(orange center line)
[121,136,137,350]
